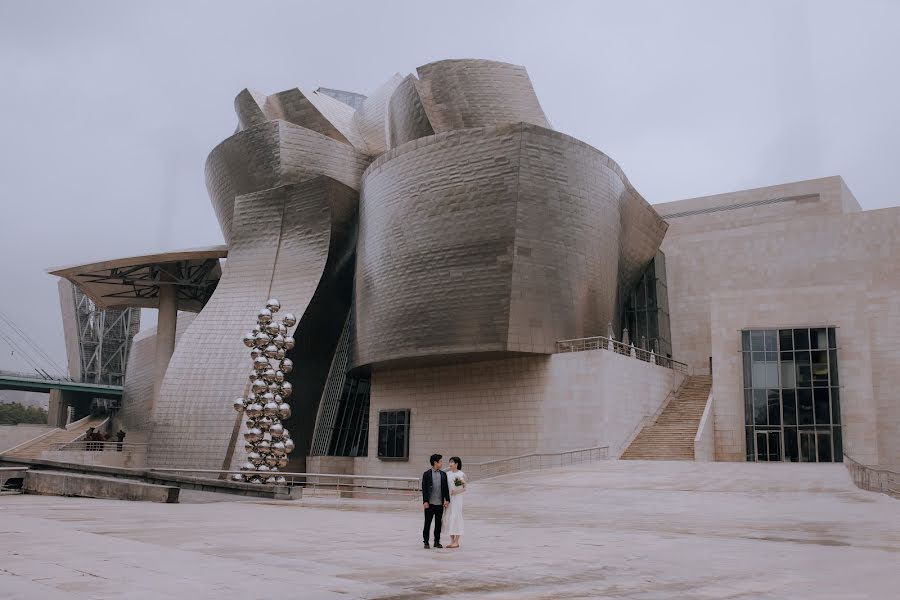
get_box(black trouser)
[423,503,444,543]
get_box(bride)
[445,456,466,548]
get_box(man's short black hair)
[449,456,462,469]
[429,453,442,466]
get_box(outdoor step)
[620,375,713,461]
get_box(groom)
[422,453,450,549]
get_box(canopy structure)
[49,246,228,400]
[48,246,227,313]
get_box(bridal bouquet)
[453,477,465,487]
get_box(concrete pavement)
[1,460,898,599]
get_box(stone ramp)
[621,375,711,460]
[24,470,179,503]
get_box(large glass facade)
[624,251,672,357]
[742,327,842,462]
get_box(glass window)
[779,329,793,351]
[811,328,828,350]
[814,388,830,425]
[377,410,410,460]
[741,328,840,462]
[753,389,768,426]
[831,388,841,425]
[834,427,843,462]
[782,389,797,425]
[828,328,837,349]
[798,389,814,425]
[767,390,781,426]
[751,330,764,352]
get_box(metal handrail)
[556,335,689,374]
[464,446,609,481]
[147,468,421,499]
[843,453,900,498]
[53,441,148,452]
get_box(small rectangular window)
[377,410,410,460]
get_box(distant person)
[91,430,106,451]
[445,456,467,548]
[84,427,95,451]
[115,429,126,452]
[421,453,450,549]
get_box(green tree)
[0,402,48,425]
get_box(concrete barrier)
[24,470,179,503]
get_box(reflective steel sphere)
[257,464,270,472]
[242,333,256,348]
[250,348,262,359]
[264,344,279,358]
[276,457,288,469]
[245,403,263,418]
[274,370,285,383]
[275,348,286,360]
[244,428,263,442]
[278,403,291,419]
[278,323,287,335]
[272,334,285,348]
[284,438,295,454]
[254,332,271,347]
[283,336,295,350]
[247,451,261,462]
[281,358,294,373]
[282,313,297,327]
[232,398,245,412]
[248,372,258,382]
[257,308,272,324]
[243,441,254,453]
[265,321,280,336]
[240,461,254,471]
[271,441,286,457]
[251,379,267,393]
[263,368,277,382]
[248,476,262,484]
[257,416,272,430]
[264,455,278,467]
[266,298,281,312]
[274,476,287,485]
[269,423,284,438]
[257,440,271,454]
[281,382,293,397]
[261,391,275,403]
[231,474,244,482]
[263,401,279,417]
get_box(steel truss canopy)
[48,246,228,313]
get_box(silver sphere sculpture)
[231,299,297,484]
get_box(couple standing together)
[421,454,466,549]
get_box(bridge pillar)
[47,389,89,428]
[153,267,178,403]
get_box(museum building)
[48,60,900,476]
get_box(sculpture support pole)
[153,268,178,402]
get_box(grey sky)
[1,0,898,374]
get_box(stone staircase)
[621,375,712,460]
[0,415,108,460]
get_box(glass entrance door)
[799,429,833,462]
[755,430,782,462]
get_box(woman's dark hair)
[429,453,442,466]
[449,456,462,469]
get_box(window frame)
[376,409,411,461]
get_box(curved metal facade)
[352,123,664,370]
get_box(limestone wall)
[354,349,683,477]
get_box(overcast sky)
[1,0,898,374]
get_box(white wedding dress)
[446,470,466,535]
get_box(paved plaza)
[1,461,898,599]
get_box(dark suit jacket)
[421,469,450,504]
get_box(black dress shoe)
[433,542,443,548]
[423,542,430,549]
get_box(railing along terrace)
[0,369,121,386]
[147,468,421,500]
[556,335,689,374]
[464,446,609,481]
[55,441,148,453]
[844,454,900,498]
